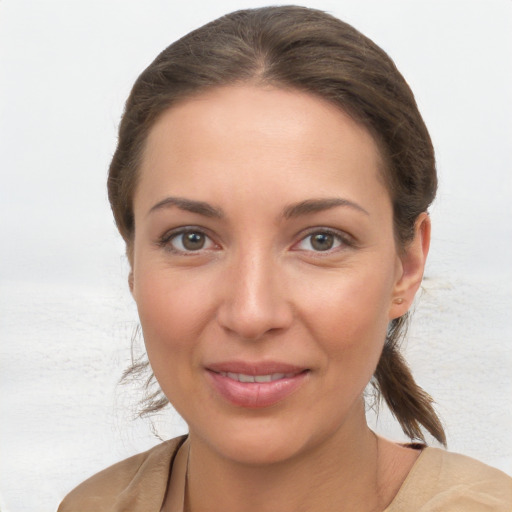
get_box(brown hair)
[110,6,445,445]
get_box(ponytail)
[373,315,447,446]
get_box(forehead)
[136,85,389,215]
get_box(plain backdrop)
[1,1,511,511]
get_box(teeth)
[219,372,294,382]
[254,375,272,383]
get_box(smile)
[206,363,310,408]
[217,372,297,383]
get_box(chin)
[219,434,308,466]
[191,414,333,467]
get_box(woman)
[59,6,511,511]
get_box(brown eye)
[310,233,334,251]
[294,230,345,252]
[167,230,215,252]
[182,232,205,250]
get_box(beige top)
[58,436,512,511]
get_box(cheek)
[133,267,212,360]
[303,268,392,324]
[295,266,392,366]
[313,289,389,407]
[132,267,217,414]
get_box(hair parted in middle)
[109,5,445,446]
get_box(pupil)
[311,233,333,251]
[183,232,205,250]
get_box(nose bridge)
[217,243,291,340]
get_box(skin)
[130,85,430,512]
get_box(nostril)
[216,301,293,341]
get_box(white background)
[1,1,511,511]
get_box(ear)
[127,244,135,295]
[389,212,431,319]
[128,270,134,295]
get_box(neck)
[186,407,389,512]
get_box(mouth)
[215,371,300,383]
[205,362,310,408]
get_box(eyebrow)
[147,196,368,220]
[148,196,224,218]
[283,198,369,218]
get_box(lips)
[217,371,296,383]
[205,361,309,408]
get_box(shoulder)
[58,435,186,512]
[389,447,512,511]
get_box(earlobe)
[389,213,431,319]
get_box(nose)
[216,250,293,341]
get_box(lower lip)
[206,370,309,408]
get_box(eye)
[295,230,346,252]
[163,229,217,253]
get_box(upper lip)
[206,361,308,376]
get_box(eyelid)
[156,225,355,254]
[157,226,220,253]
[291,227,355,253]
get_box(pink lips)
[206,361,309,408]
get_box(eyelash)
[157,227,354,255]
[292,228,354,254]
[157,227,218,254]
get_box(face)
[131,85,426,465]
